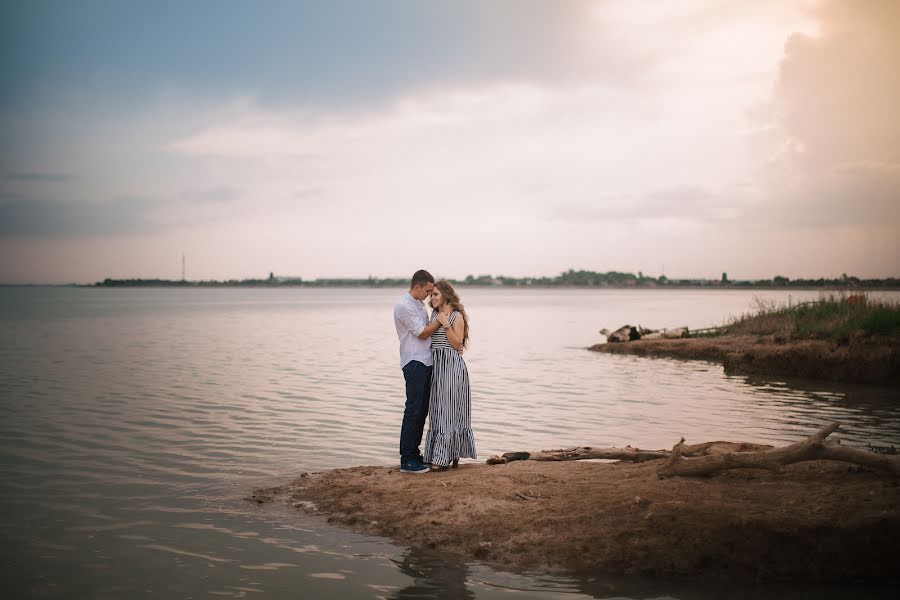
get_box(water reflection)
[732,373,900,447]
[566,572,900,600]
[381,553,900,600]
[741,373,900,414]
[389,549,474,600]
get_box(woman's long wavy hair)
[430,279,469,349]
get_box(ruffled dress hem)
[422,428,477,466]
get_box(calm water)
[1,287,898,599]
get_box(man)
[393,269,442,474]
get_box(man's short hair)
[410,269,435,288]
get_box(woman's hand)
[436,312,450,327]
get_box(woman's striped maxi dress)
[423,310,476,467]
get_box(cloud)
[0,0,637,113]
[165,80,749,220]
[757,0,900,231]
[179,186,239,205]
[7,1,898,281]
[547,186,740,224]
[0,196,155,236]
[2,172,75,182]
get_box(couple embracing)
[393,269,476,474]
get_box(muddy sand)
[250,459,900,582]
[589,334,899,385]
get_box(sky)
[1,0,898,284]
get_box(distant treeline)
[95,270,900,289]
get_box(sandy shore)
[250,459,900,582]
[589,335,899,385]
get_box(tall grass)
[723,293,900,341]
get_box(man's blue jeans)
[400,360,432,461]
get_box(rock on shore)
[251,460,900,582]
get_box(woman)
[423,280,476,471]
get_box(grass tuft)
[722,293,900,341]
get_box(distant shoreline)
[1,268,898,289]
[2,283,900,292]
[87,271,900,289]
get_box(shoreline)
[588,334,899,385]
[250,460,900,582]
[76,285,900,291]
[3,284,900,293]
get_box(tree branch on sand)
[487,422,900,478]
[658,422,900,478]
[486,442,772,465]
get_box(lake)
[1,286,898,599]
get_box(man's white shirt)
[393,292,434,368]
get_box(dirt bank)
[250,460,900,582]
[588,335,899,385]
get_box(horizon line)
[3,270,899,288]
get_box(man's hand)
[436,313,450,327]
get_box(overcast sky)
[1,0,898,283]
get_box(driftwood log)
[487,446,668,464]
[658,422,900,478]
[487,423,900,477]
[486,441,772,465]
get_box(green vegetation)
[95,276,408,287]
[722,294,900,341]
[94,270,900,289]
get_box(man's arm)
[418,318,441,339]
[395,303,440,339]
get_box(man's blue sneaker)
[400,458,430,474]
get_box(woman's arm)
[444,313,465,351]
